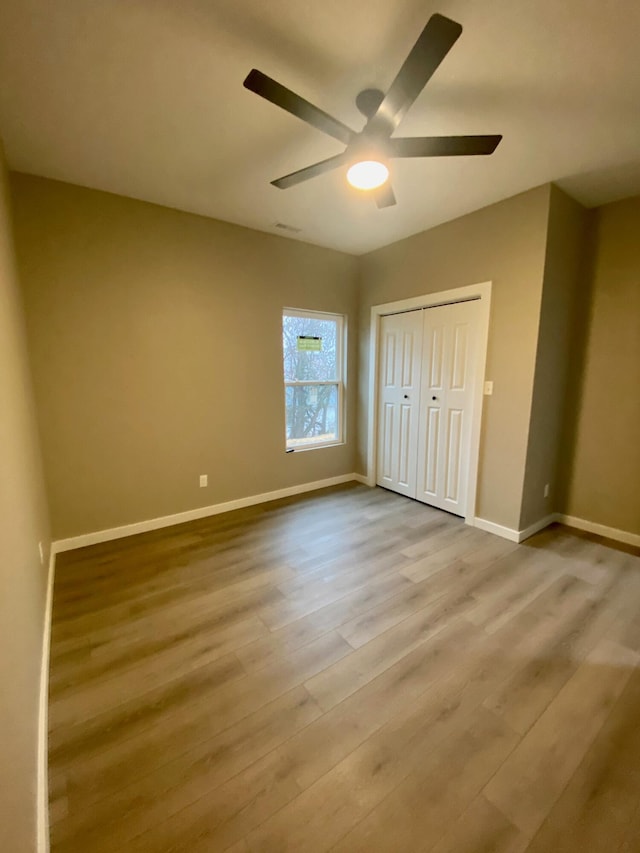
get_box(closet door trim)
[366,282,492,524]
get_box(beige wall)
[0,147,50,851]
[11,170,637,544]
[520,186,588,529]
[11,174,359,540]
[357,186,551,531]
[561,196,640,535]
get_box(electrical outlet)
[199,474,208,488]
[38,542,44,565]
[544,483,550,498]
[484,381,494,396]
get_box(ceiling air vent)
[274,222,302,234]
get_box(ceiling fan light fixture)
[245,13,502,206]
[346,159,389,191]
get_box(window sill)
[285,440,345,453]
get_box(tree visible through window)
[283,310,345,449]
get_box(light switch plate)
[484,381,494,396]
[199,474,208,488]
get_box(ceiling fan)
[243,13,502,208]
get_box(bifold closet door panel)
[415,301,478,516]
[376,311,424,498]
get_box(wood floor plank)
[50,583,281,693]
[398,527,490,582]
[52,630,352,809]
[457,534,519,568]
[337,542,560,652]
[324,579,612,853]
[49,616,268,729]
[484,637,639,838]
[465,552,560,634]
[483,568,638,735]
[429,795,527,853]
[305,551,541,712]
[241,701,512,852]
[235,569,414,674]
[154,570,615,853]
[305,594,472,711]
[121,617,486,853]
[259,550,412,631]
[49,650,247,772]
[399,516,466,559]
[328,708,519,853]
[334,570,455,649]
[47,484,640,853]
[52,685,322,852]
[523,667,640,852]
[123,747,304,853]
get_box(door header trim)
[372,282,490,317]
[380,295,481,317]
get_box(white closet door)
[415,300,478,515]
[376,311,423,498]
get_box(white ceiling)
[1,0,640,255]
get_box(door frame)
[366,281,492,525]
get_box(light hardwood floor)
[48,483,640,852]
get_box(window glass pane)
[285,384,338,447]
[283,314,338,382]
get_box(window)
[282,309,345,450]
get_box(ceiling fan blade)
[374,183,397,208]
[390,135,503,157]
[368,14,462,135]
[271,153,349,189]
[244,69,354,145]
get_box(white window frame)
[282,308,346,451]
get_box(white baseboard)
[351,473,372,486]
[38,547,55,853]
[517,513,557,543]
[52,473,364,554]
[473,517,520,542]
[556,514,640,548]
[475,511,639,548]
[473,513,556,544]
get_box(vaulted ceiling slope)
[1,0,640,254]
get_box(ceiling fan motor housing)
[355,88,385,119]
